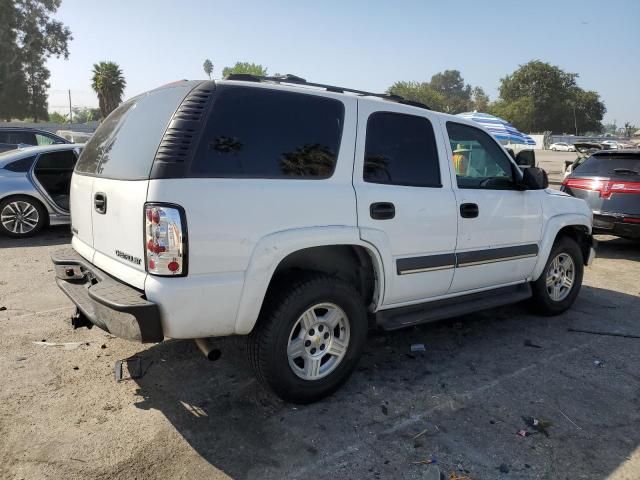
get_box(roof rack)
[224,73,431,110]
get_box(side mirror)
[515,150,536,168]
[522,167,549,190]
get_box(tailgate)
[71,81,202,289]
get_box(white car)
[549,142,576,152]
[601,140,620,150]
[52,76,595,403]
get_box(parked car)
[0,144,80,237]
[55,130,93,143]
[549,142,576,152]
[601,140,620,150]
[562,150,640,239]
[0,127,70,153]
[52,76,595,403]
[563,142,604,178]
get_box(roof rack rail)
[224,73,431,110]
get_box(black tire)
[248,273,368,404]
[530,236,584,315]
[0,195,47,238]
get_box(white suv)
[52,75,595,403]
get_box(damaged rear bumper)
[51,246,163,343]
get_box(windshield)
[576,155,640,177]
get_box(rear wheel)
[0,196,47,238]
[248,273,367,404]
[530,236,583,315]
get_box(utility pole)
[573,104,578,136]
[68,90,73,124]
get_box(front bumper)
[593,213,640,239]
[51,246,163,343]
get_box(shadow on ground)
[0,225,70,249]
[131,281,640,479]
[595,235,640,262]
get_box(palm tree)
[91,61,126,119]
[203,59,213,80]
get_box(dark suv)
[0,127,69,153]
[562,150,640,239]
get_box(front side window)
[446,122,516,189]
[191,86,344,179]
[364,112,441,187]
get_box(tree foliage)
[203,58,213,79]
[492,60,605,133]
[388,70,485,114]
[91,61,126,119]
[222,62,268,78]
[0,0,71,121]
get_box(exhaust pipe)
[194,338,221,361]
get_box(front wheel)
[530,236,584,315]
[551,147,557,151]
[247,273,368,404]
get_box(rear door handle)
[370,202,395,220]
[94,192,107,214]
[460,203,478,218]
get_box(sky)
[47,0,640,126]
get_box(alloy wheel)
[1,201,40,235]
[545,253,575,302]
[287,303,351,381]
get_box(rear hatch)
[562,152,640,216]
[71,81,201,289]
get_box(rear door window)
[363,112,441,187]
[36,150,77,170]
[190,86,344,179]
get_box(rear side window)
[0,131,37,145]
[190,86,344,178]
[75,83,195,180]
[576,155,640,176]
[4,155,36,172]
[364,112,441,187]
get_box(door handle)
[94,192,107,214]
[370,202,395,220]
[460,203,478,218]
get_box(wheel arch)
[532,214,593,281]
[233,226,384,335]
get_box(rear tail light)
[144,204,188,276]
[623,217,640,224]
[562,178,640,199]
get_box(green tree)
[48,111,67,123]
[387,81,445,111]
[203,58,213,79]
[428,70,473,113]
[471,86,490,112]
[494,60,605,133]
[0,0,71,121]
[222,62,268,78]
[91,61,126,119]
[623,122,636,138]
[71,106,100,123]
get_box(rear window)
[190,86,344,179]
[75,83,195,180]
[576,155,640,177]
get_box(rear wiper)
[613,168,639,175]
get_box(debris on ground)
[522,416,552,437]
[567,328,640,339]
[15,356,27,362]
[411,457,437,465]
[32,341,84,350]
[0,306,6,311]
[381,404,388,415]
[413,427,429,439]
[114,356,149,381]
[523,339,542,348]
[411,343,426,352]
[449,473,473,480]
[517,429,530,437]
[101,344,107,349]
[558,409,582,430]
[594,359,604,367]
[499,463,509,473]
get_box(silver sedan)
[0,144,82,237]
